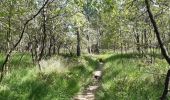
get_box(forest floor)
[0,52,170,99]
[74,61,104,100]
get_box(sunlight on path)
[74,62,104,100]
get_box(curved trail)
[74,61,104,100]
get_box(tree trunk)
[86,34,91,54]
[77,27,81,57]
[52,40,56,55]
[145,0,170,99]
[48,37,53,56]
[5,9,12,73]
[0,0,49,82]
[135,31,140,53]
[57,44,61,55]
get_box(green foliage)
[0,0,170,99]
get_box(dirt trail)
[73,62,104,100]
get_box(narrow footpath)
[74,60,104,100]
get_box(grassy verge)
[96,53,169,100]
[0,53,98,100]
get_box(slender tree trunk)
[48,37,53,56]
[7,16,11,54]
[5,11,12,73]
[144,30,147,48]
[37,2,47,70]
[145,0,170,99]
[136,33,140,53]
[30,43,35,64]
[86,34,91,54]
[53,45,56,54]
[52,36,56,54]
[57,44,61,55]
[38,3,47,61]
[141,32,144,56]
[0,0,49,82]
[77,27,81,56]
[96,28,100,54]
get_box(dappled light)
[0,0,170,99]
[39,58,66,73]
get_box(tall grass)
[2,52,167,99]
[96,53,169,100]
[0,53,99,100]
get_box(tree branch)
[0,0,50,82]
[145,0,170,64]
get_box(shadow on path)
[74,59,104,100]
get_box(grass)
[0,53,99,100]
[96,53,170,100]
[1,52,169,100]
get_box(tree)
[0,0,50,82]
[76,27,81,56]
[145,0,170,99]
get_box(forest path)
[73,61,104,100]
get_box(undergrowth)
[96,53,170,100]
[0,53,98,100]
[1,52,169,100]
